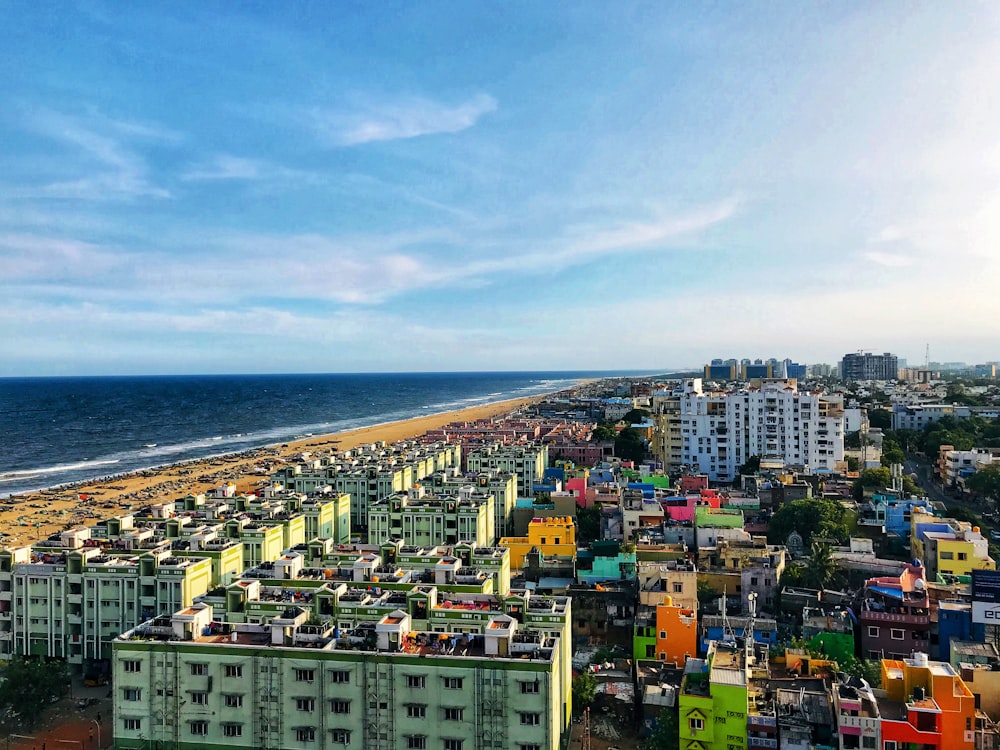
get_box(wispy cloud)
[8,109,176,201]
[311,94,497,146]
[863,251,912,268]
[179,153,317,184]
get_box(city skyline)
[2,4,1000,376]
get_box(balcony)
[860,610,928,626]
[749,738,778,749]
[747,715,777,729]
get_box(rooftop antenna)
[721,587,736,642]
[743,592,758,640]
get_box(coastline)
[0,394,551,545]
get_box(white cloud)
[8,109,174,201]
[312,94,497,146]
[179,153,318,184]
[862,251,912,268]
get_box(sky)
[2,3,1000,376]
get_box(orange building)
[879,653,977,750]
[655,598,697,667]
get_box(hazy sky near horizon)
[3,3,1000,376]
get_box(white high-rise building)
[679,378,845,481]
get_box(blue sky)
[2,3,999,375]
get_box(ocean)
[0,371,631,498]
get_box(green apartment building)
[367,488,495,548]
[112,601,570,750]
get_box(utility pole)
[581,707,591,750]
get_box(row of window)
[866,626,923,640]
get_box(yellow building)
[499,516,577,570]
[911,509,996,579]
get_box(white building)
[679,378,845,482]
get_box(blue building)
[938,601,986,661]
[699,615,778,655]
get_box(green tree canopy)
[614,427,647,464]
[576,505,602,544]
[767,498,854,547]
[0,657,70,729]
[572,672,598,713]
[592,423,617,442]
[642,708,680,750]
[868,409,892,430]
[738,455,761,476]
[968,464,1000,504]
[880,437,905,467]
[622,408,652,423]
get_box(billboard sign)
[972,569,1000,603]
[972,601,1000,625]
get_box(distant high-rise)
[840,351,898,381]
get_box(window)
[443,676,463,689]
[123,660,141,673]
[123,688,141,701]
[224,694,243,708]
[406,675,426,689]
[225,664,243,678]
[330,669,350,684]
[407,704,427,718]
[295,668,315,682]
[867,626,880,638]
[124,718,142,731]
[444,707,464,721]
[689,718,704,731]
[190,663,208,676]
[190,721,208,736]
[331,729,352,745]
[444,741,464,750]
[297,698,316,712]
[884,742,898,750]
[862,737,876,749]
[940,551,954,560]
[959,552,968,561]
[190,692,208,705]
[520,713,540,726]
[890,629,905,641]
[672,582,683,593]
[519,746,542,750]
[296,727,316,742]
[407,737,427,750]
[223,724,243,737]
[331,699,351,714]
[519,680,540,694]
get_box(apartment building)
[936,446,1000,488]
[679,378,844,482]
[910,509,995,580]
[678,637,776,750]
[466,442,549,497]
[840,352,899,381]
[112,601,570,750]
[878,653,977,750]
[499,517,576,571]
[426,468,518,539]
[858,562,930,660]
[273,441,461,528]
[367,487,495,548]
[0,537,213,664]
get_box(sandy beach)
[0,396,546,545]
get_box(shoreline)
[0,393,558,545]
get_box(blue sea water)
[0,371,631,498]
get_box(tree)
[767,498,853,547]
[622,408,652,423]
[0,657,70,729]
[839,655,881,687]
[592,423,617,442]
[967,464,1000,505]
[800,542,839,590]
[868,409,892,430]
[576,505,602,544]
[614,427,647,464]
[880,437,905,467]
[738,455,761,476]
[846,456,860,472]
[845,431,863,449]
[643,708,680,750]
[572,672,598,713]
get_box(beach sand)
[0,396,545,545]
